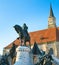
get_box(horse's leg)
[24,40,26,46]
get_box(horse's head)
[14,25,22,34]
[14,25,24,39]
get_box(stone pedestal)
[14,46,33,65]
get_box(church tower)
[48,4,56,28]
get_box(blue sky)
[0,0,59,54]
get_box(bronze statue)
[14,23,30,46]
[9,43,16,59]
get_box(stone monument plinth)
[14,46,33,65]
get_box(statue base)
[14,46,33,65]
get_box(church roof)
[4,27,59,49]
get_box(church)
[3,4,59,61]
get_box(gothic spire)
[49,4,54,17]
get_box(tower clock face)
[48,18,54,24]
[49,21,53,24]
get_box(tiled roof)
[30,27,57,44]
[4,39,20,49]
[4,27,59,49]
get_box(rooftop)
[4,27,59,49]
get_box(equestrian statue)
[14,23,30,46]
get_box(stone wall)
[39,42,58,57]
[55,42,59,58]
[31,42,58,57]
[3,48,10,55]
[47,42,57,56]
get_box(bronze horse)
[14,24,30,46]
